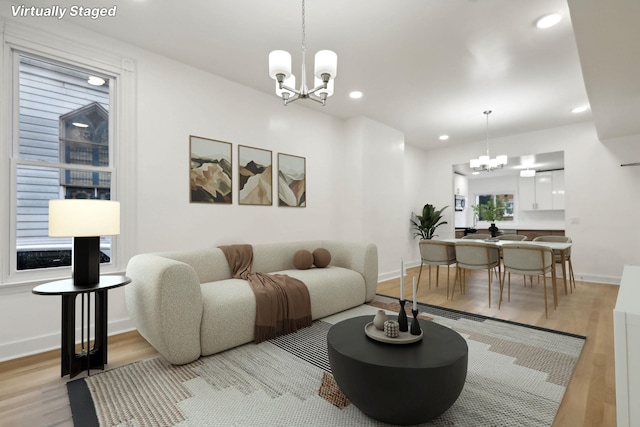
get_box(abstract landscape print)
[278,153,306,207]
[238,145,272,205]
[189,136,232,204]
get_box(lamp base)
[73,236,100,287]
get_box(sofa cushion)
[312,248,331,268]
[293,249,314,270]
[276,267,366,319]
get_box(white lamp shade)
[488,158,499,168]
[268,50,292,80]
[470,158,480,169]
[314,76,334,97]
[478,155,490,166]
[314,50,337,79]
[520,169,536,178]
[496,155,508,165]
[276,74,296,96]
[49,199,120,237]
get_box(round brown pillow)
[293,249,314,270]
[313,248,331,268]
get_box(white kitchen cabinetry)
[614,266,640,427]
[519,170,564,210]
[551,170,565,209]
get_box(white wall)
[0,17,408,361]
[405,121,640,283]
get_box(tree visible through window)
[473,194,514,221]
[15,55,112,270]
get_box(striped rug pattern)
[69,297,586,426]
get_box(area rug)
[67,295,586,427]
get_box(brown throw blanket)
[219,244,312,343]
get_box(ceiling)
[4,0,638,149]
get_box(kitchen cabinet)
[519,170,564,210]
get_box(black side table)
[32,275,131,378]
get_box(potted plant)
[410,204,448,240]
[471,198,505,237]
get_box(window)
[14,54,114,271]
[473,194,514,221]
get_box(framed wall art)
[278,153,306,207]
[189,136,232,204]
[238,145,272,205]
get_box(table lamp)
[48,199,120,287]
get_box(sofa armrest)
[322,241,379,302]
[125,254,203,364]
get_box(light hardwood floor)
[378,265,619,427]
[0,266,619,427]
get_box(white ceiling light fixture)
[520,168,536,178]
[535,13,562,29]
[268,0,337,106]
[349,91,363,99]
[439,135,449,141]
[470,110,507,172]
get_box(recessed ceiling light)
[571,105,589,113]
[535,13,561,29]
[72,122,89,128]
[439,135,449,141]
[87,76,106,86]
[349,91,363,99]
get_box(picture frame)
[277,153,306,207]
[189,136,232,204]
[238,145,272,205]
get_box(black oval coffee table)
[327,315,468,425]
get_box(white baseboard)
[0,317,135,363]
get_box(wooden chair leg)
[508,272,511,302]
[436,265,440,288]
[417,260,424,291]
[569,258,576,289]
[428,265,432,289]
[499,268,505,309]
[487,268,492,308]
[543,274,548,319]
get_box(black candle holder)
[410,309,422,335]
[398,299,408,332]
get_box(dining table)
[441,238,573,307]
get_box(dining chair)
[500,244,556,318]
[532,235,575,291]
[452,242,501,307]
[417,240,456,294]
[496,234,528,241]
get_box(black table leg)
[60,291,109,378]
[90,290,108,370]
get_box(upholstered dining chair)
[496,234,528,241]
[452,242,501,307]
[417,240,456,294]
[500,244,556,318]
[532,235,575,291]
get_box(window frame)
[1,20,137,289]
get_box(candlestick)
[412,276,417,311]
[397,299,408,332]
[410,309,422,336]
[400,258,404,299]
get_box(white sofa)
[125,240,378,364]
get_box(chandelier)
[470,110,507,172]
[268,0,337,106]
